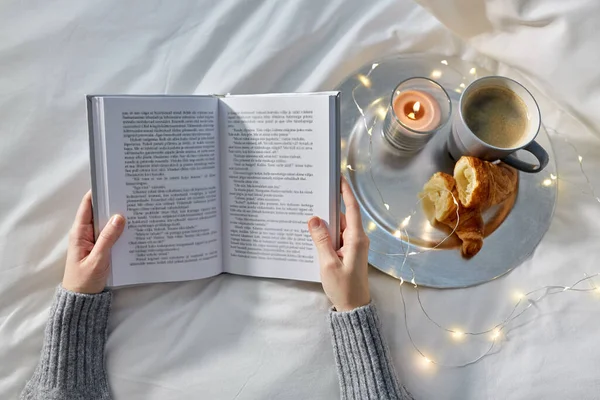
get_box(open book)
[87,93,340,286]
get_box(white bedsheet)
[2,0,600,398]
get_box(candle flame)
[407,102,421,120]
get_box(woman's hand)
[308,177,370,312]
[62,191,125,294]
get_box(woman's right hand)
[308,177,370,312]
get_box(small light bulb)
[459,83,466,88]
[542,179,552,187]
[578,155,583,162]
[431,69,442,79]
[357,74,372,88]
[491,329,501,340]
[441,60,448,65]
[451,330,464,340]
[400,215,412,228]
[469,67,477,75]
[514,292,525,300]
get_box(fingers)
[71,191,93,231]
[340,213,347,232]
[308,217,339,269]
[89,215,126,265]
[341,177,363,231]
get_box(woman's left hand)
[62,190,125,294]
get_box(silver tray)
[336,54,557,288]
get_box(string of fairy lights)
[345,60,600,368]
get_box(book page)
[97,96,222,286]
[219,94,338,282]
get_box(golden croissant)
[422,172,484,258]
[453,156,518,209]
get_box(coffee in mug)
[448,76,549,173]
[463,86,529,149]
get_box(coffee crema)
[463,86,529,149]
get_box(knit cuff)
[22,286,112,399]
[328,303,411,400]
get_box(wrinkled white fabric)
[1,0,599,399]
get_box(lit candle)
[392,90,441,132]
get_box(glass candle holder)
[382,77,452,155]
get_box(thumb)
[89,215,126,266]
[308,217,339,268]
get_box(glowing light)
[459,83,466,88]
[491,329,501,340]
[431,69,442,79]
[418,355,433,369]
[550,173,557,180]
[376,106,388,120]
[384,203,390,211]
[514,292,525,300]
[469,67,477,75]
[542,179,553,187]
[451,330,464,340]
[357,74,371,88]
[400,215,412,228]
[578,155,583,162]
[394,230,402,238]
[441,60,448,65]
[454,88,462,93]
[346,164,355,171]
[371,63,379,70]
[367,221,377,232]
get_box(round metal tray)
[336,54,557,288]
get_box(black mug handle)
[502,140,549,173]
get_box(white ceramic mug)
[448,76,549,173]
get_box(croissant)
[422,172,484,258]
[453,156,518,209]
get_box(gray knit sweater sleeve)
[328,303,414,400]
[21,286,112,400]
